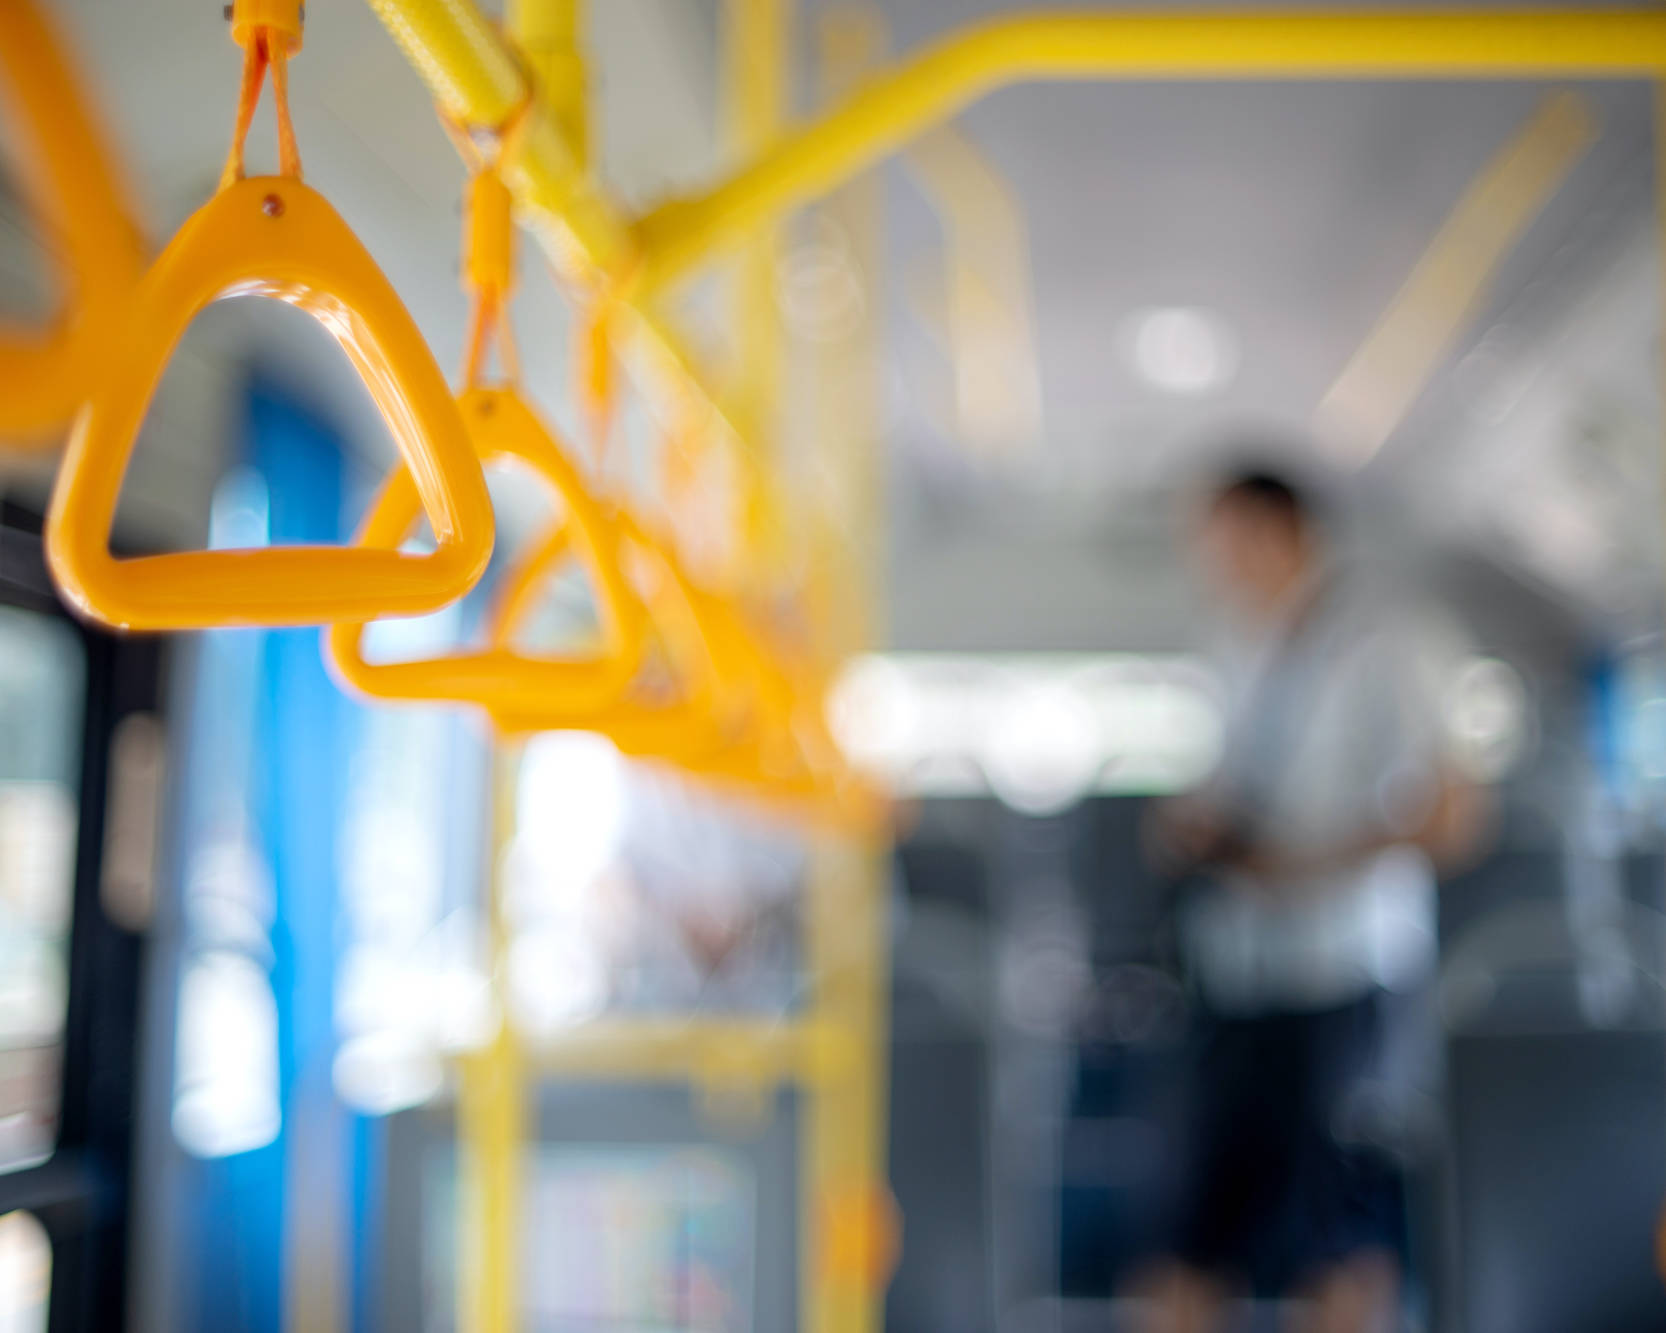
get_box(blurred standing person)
[1136,467,1488,1333]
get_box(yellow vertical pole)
[805,12,892,1333]
[506,0,587,166]
[726,0,791,580]
[459,741,524,1333]
[457,19,563,1329]
[803,837,894,1333]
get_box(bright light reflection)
[508,927,609,1038]
[982,682,1105,815]
[361,603,464,667]
[172,951,281,1158]
[0,1210,49,1333]
[1444,655,1530,781]
[828,653,1225,809]
[332,1032,443,1117]
[207,468,270,550]
[515,732,627,889]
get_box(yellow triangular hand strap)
[485,507,882,830]
[325,387,647,710]
[47,178,494,629]
[45,3,493,630]
[485,507,749,756]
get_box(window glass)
[0,607,84,1173]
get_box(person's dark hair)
[1209,468,1315,535]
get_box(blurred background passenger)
[1137,465,1491,1333]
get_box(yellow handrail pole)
[458,17,568,1314]
[506,0,586,165]
[458,741,525,1333]
[633,8,1666,294]
[726,0,791,580]
[805,840,895,1333]
[805,14,892,1333]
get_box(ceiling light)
[1121,306,1238,397]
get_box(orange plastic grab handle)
[326,386,647,712]
[489,519,887,828]
[0,0,143,443]
[47,177,495,630]
[487,509,754,754]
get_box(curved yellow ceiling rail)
[325,386,648,710]
[633,8,1666,293]
[371,2,1666,304]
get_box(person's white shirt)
[1183,568,1469,1015]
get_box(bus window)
[0,606,84,1174]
